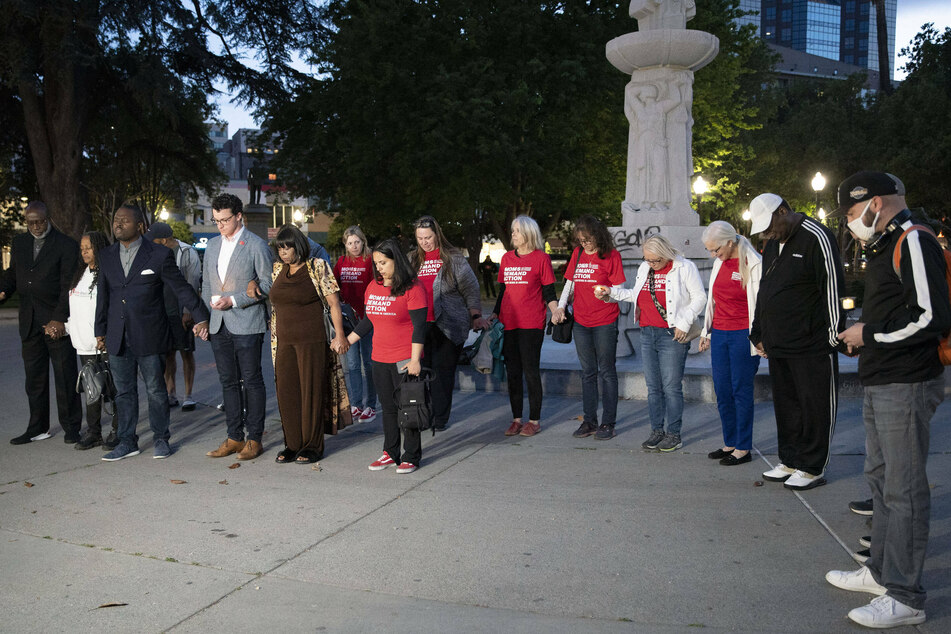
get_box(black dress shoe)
[719,453,752,466]
[64,434,81,444]
[10,432,33,445]
[707,447,734,460]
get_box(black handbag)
[395,369,434,436]
[546,308,574,344]
[75,352,117,415]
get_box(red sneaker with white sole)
[368,451,395,471]
[396,462,417,474]
[359,407,377,422]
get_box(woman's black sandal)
[276,448,297,464]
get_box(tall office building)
[752,0,897,80]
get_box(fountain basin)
[606,29,719,74]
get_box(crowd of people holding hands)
[1,169,947,628]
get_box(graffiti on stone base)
[612,225,661,257]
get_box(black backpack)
[75,353,117,415]
[395,369,434,436]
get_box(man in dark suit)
[95,204,210,461]
[0,201,83,445]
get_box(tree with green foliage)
[0,0,320,239]
[267,0,774,262]
[874,24,951,222]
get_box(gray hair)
[701,220,760,288]
[642,234,679,263]
[511,215,545,252]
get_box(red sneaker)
[396,462,417,474]
[351,405,362,418]
[504,421,523,436]
[519,422,541,437]
[359,407,377,422]
[368,451,395,471]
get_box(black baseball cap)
[831,171,898,217]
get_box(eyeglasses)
[414,219,435,229]
[578,236,595,245]
[707,245,723,256]
[644,258,665,265]
[211,215,236,226]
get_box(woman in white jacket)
[596,235,705,452]
[698,221,762,466]
[66,231,118,450]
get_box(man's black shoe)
[102,432,119,451]
[10,432,32,445]
[849,499,873,516]
[75,435,103,450]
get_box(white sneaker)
[848,595,925,628]
[825,567,887,596]
[30,432,53,441]
[784,469,827,490]
[762,463,796,482]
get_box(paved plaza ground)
[0,312,949,633]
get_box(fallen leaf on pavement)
[573,415,583,421]
[170,479,187,485]
[753,481,764,487]
[228,463,240,469]
[24,482,34,488]
[311,463,322,471]
[218,480,228,485]
[95,602,128,609]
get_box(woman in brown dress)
[269,224,350,464]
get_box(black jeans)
[502,328,544,420]
[78,354,118,438]
[373,361,421,466]
[210,325,266,442]
[423,325,462,428]
[21,323,82,437]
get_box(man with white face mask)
[826,171,950,629]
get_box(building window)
[844,54,854,63]
[781,27,791,41]
[766,7,776,20]
[781,9,792,21]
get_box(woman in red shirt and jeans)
[334,225,377,423]
[491,215,559,437]
[554,215,626,440]
[346,239,430,474]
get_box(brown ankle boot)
[237,439,262,460]
[206,438,245,458]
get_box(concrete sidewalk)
[0,318,949,633]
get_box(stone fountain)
[605,0,719,355]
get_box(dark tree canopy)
[0,0,321,239]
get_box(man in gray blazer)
[202,194,273,461]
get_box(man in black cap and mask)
[826,171,949,628]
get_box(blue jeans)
[711,329,760,450]
[573,322,619,427]
[345,329,376,409]
[640,325,689,435]
[110,351,169,445]
[863,377,943,610]
[210,325,266,442]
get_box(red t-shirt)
[636,261,672,328]
[333,254,374,319]
[564,249,626,327]
[711,258,749,331]
[498,249,556,330]
[416,248,442,321]
[363,279,429,363]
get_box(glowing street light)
[742,208,751,221]
[159,207,169,221]
[292,209,304,223]
[692,175,709,196]
[818,207,827,221]
[811,171,826,216]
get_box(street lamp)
[693,175,709,197]
[818,207,827,221]
[159,207,169,221]
[811,171,826,214]
[742,208,751,221]
[292,209,304,223]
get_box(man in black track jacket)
[826,172,949,628]
[748,192,845,491]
